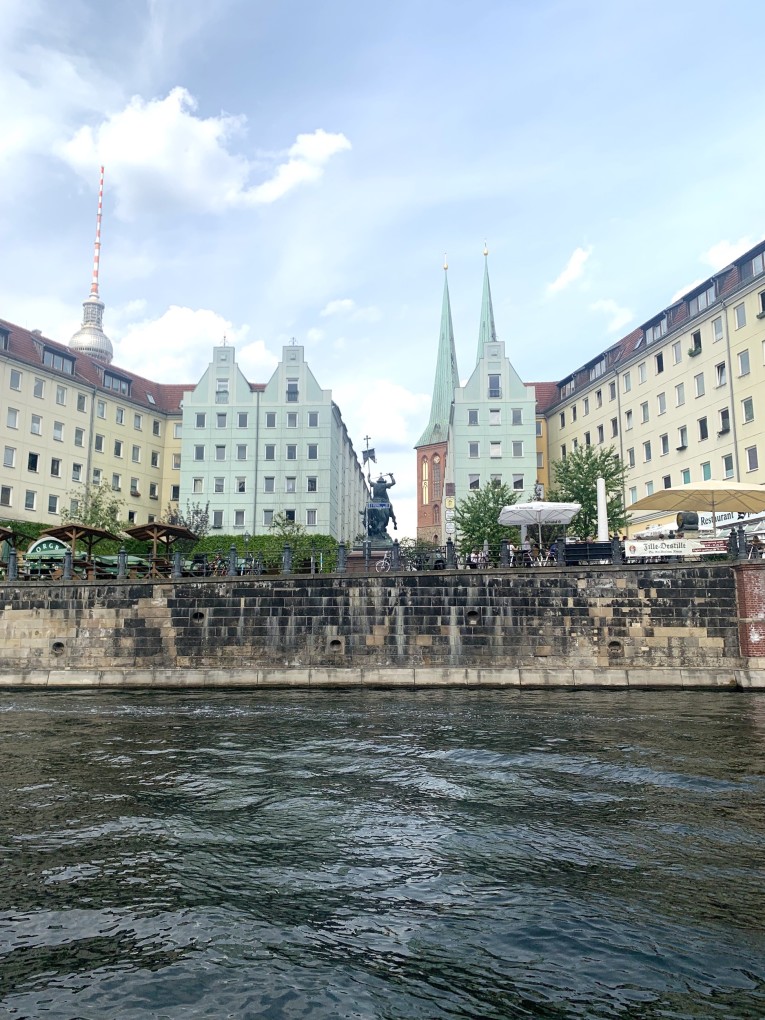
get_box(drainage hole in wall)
[51,641,65,656]
[607,640,623,657]
[329,639,343,651]
[191,611,205,624]
[466,610,480,626]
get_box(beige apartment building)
[542,239,765,533]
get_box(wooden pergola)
[39,524,120,559]
[124,523,198,574]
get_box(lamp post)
[243,531,252,574]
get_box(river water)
[0,689,763,1019]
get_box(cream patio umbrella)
[498,501,582,547]
[628,480,765,534]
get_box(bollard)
[391,539,401,570]
[255,551,263,575]
[362,539,371,571]
[63,548,73,581]
[117,546,127,579]
[500,538,510,567]
[557,532,565,565]
[172,549,183,579]
[336,542,347,574]
[446,537,456,569]
[727,530,738,559]
[737,525,748,561]
[282,542,292,575]
[228,544,238,576]
[8,547,17,581]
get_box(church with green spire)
[415,249,537,544]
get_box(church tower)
[69,166,114,364]
[414,260,460,544]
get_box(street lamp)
[243,531,252,574]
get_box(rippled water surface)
[1,688,764,1019]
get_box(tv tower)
[70,166,113,364]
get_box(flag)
[363,448,376,464]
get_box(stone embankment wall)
[0,564,762,689]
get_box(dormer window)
[743,251,765,279]
[103,371,131,396]
[645,317,667,343]
[0,328,9,351]
[43,348,75,375]
[588,358,606,381]
[560,378,575,398]
[688,284,715,316]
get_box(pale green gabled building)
[180,343,367,540]
[450,253,537,502]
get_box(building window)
[31,415,42,436]
[24,490,36,511]
[512,474,524,490]
[216,379,229,404]
[265,412,276,428]
[583,397,589,415]
[723,454,734,479]
[622,371,631,393]
[47,494,58,514]
[640,401,649,424]
[421,458,429,505]
[584,431,591,446]
[628,486,637,505]
[50,458,61,477]
[263,509,274,526]
[654,352,664,374]
[150,451,160,467]
[662,475,671,489]
[657,392,666,415]
[468,474,480,490]
[97,399,106,418]
[284,510,296,523]
[265,445,275,461]
[308,412,319,427]
[712,316,723,342]
[511,408,523,427]
[488,374,501,399]
[53,421,64,442]
[115,407,125,425]
[286,379,299,403]
[214,477,225,493]
[104,372,131,396]
[213,510,224,529]
[672,341,682,364]
[236,444,247,460]
[194,445,205,460]
[559,412,565,428]
[537,452,544,468]
[173,423,182,439]
[468,442,479,458]
[571,405,577,422]
[9,369,22,390]
[33,378,45,399]
[597,424,604,444]
[215,445,226,461]
[55,384,67,406]
[645,318,667,343]
[285,476,296,493]
[234,510,245,528]
[645,481,654,496]
[746,446,759,471]
[264,477,275,493]
[193,478,203,493]
[643,441,652,462]
[92,468,102,485]
[734,303,746,329]
[27,452,39,472]
[172,453,181,470]
[130,477,140,496]
[134,413,143,430]
[512,441,523,457]
[738,350,750,376]
[77,394,87,413]
[624,410,633,431]
[490,442,501,458]
[560,444,567,459]
[638,362,647,384]
[286,445,297,461]
[490,408,501,426]
[677,426,688,449]
[660,434,669,456]
[701,461,711,481]
[715,362,727,387]
[114,440,123,457]
[3,446,15,469]
[675,383,685,406]
[595,388,603,408]
[94,434,104,453]
[132,445,141,463]
[307,476,317,492]
[681,469,691,485]
[689,284,715,316]
[719,407,730,433]
[694,373,705,398]
[195,413,206,428]
[171,485,180,501]
[213,413,225,428]
[307,444,318,460]
[238,412,248,428]
[73,427,84,448]
[236,478,246,493]
[698,417,708,441]
[287,412,298,428]
[111,473,121,491]
[742,397,754,423]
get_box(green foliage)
[268,512,306,540]
[192,532,338,572]
[159,500,210,558]
[59,483,125,532]
[548,444,628,540]
[454,482,518,561]
[0,519,45,550]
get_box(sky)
[2,0,765,537]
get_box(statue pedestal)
[346,548,389,575]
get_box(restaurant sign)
[625,537,729,558]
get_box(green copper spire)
[415,261,460,448]
[476,244,497,365]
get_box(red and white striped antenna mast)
[90,165,104,297]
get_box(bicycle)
[375,550,392,572]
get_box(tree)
[268,512,306,540]
[60,482,125,531]
[454,481,518,561]
[162,500,210,539]
[548,445,628,540]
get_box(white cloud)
[701,237,753,270]
[547,246,592,294]
[319,297,381,322]
[59,87,351,219]
[590,298,632,333]
[669,279,704,304]
[305,327,325,343]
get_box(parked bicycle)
[375,550,392,572]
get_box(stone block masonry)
[0,564,762,688]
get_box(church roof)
[475,249,497,364]
[415,268,460,448]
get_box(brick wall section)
[0,564,741,674]
[734,562,765,657]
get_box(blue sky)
[2,0,765,535]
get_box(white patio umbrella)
[629,480,765,534]
[498,501,582,546]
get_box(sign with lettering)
[26,537,68,555]
[625,537,728,558]
[445,497,456,510]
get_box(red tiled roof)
[529,381,559,415]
